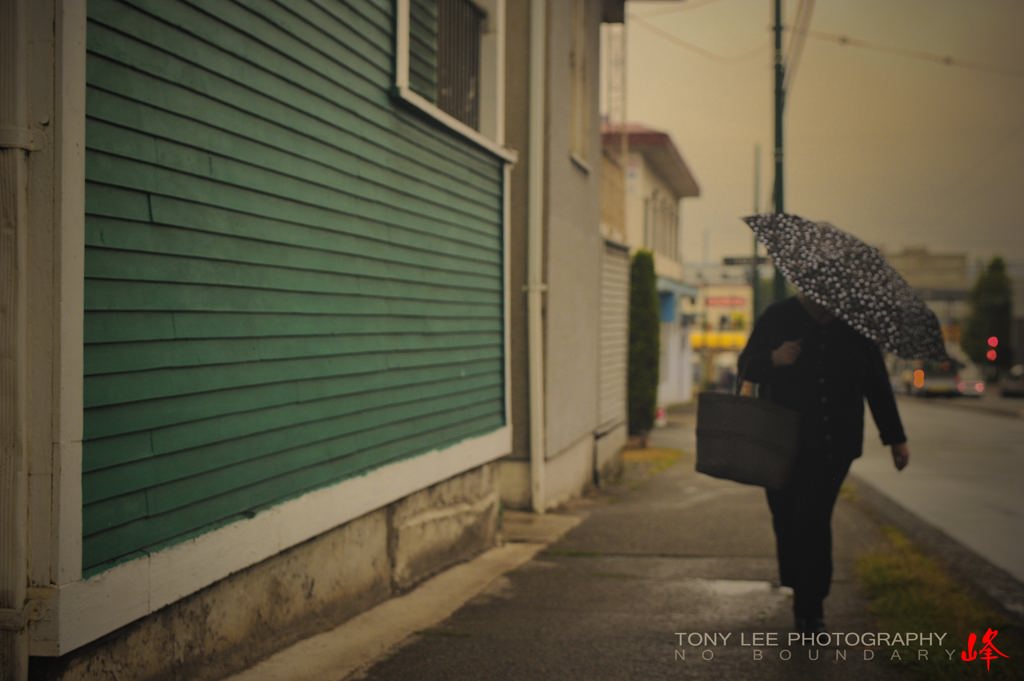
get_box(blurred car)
[1001,364,1024,398]
[896,359,960,397]
[956,363,986,398]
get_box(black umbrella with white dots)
[743,212,949,361]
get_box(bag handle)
[734,363,755,396]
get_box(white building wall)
[624,153,685,283]
[656,321,681,405]
[543,0,602,457]
[625,152,690,405]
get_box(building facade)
[602,123,700,406]
[682,264,756,390]
[1,1,623,678]
[501,0,627,512]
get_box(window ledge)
[393,86,517,164]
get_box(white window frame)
[394,0,515,163]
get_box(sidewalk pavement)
[228,405,923,681]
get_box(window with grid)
[409,0,485,130]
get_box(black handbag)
[695,386,800,490]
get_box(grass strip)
[620,447,682,480]
[857,525,1023,680]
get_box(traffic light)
[986,336,998,362]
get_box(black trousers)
[766,450,852,620]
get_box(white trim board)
[55,0,87,589]
[395,85,517,164]
[33,426,511,655]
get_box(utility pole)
[771,0,787,302]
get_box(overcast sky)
[622,0,1024,269]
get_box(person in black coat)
[738,293,910,634]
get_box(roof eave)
[648,144,700,198]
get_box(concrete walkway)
[225,405,986,680]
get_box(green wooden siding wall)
[83,0,506,576]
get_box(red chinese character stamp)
[961,628,1009,671]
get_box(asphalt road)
[851,396,1024,584]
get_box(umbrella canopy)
[743,212,948,361]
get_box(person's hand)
[891,442,910,471]
[771,340,802,367]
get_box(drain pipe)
[526,0,547,513]
[0,0,31,677]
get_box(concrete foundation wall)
[499,438,593,512]
[595,423,626,483]
[497,459,532,511]
[542,435,595,511]
[30,463,499,681]
[499,430,625,512]
[390,464,499,590]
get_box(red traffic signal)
[986,349,998,362]
[987,336,999,348]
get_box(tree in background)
[961,257,1014,371]
[628,251,660,436]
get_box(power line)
[794,27,1024,79]
[638,0,727,17]
[632,9,1024,79]
[783,0,814,93]
[629,13,766,64]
